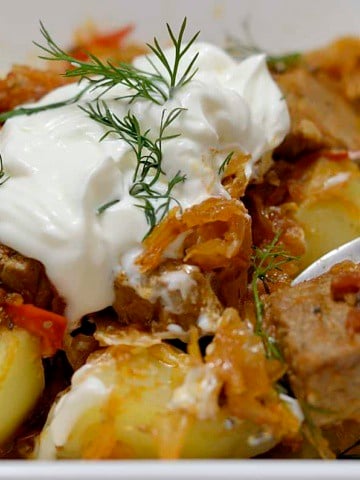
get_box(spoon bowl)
[292,237,360,285]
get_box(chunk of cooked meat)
[137,197,252,312]
[274,68,360,157]
[322,419,360,457]
[0,244,64,314]
[113,261,223,334]
[264,261,360,428]
[304,36,360,106]
[114,197,252,334]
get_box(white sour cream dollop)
[0,43,289,326]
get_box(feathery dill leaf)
[146,18,200,97]
[35,18,199,104]
[251,231,298,360]
[35,22,167,104]
[96,198,121,215]
[267,52,302,72]
[225,20,301,73]
[82,101,186,235]
[0,85,91,123]
[218,151,234,175]
[2,20,197,230]
[0,154,10,185]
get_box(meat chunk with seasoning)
[274,68,360,157]
[264,261,360,427]
[0,244,64,314]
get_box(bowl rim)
[0,459,359,479]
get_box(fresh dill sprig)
[218,151,234,175]
[35,18,200,104]
[96,198,121,215]
[0,154,10,185]
[225,20,301,73]
[133,169,186,233]
[225,34,262,59]
[2,20,196,232]
[267,53,302,73]
[35,22,167,105]
[146,17,200,98]
[251,231,298,360]
[83,101,186,235]
[0,85,91,123]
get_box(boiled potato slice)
[37,343,279,459]
[293,158,360,269]
[0,325,44,444]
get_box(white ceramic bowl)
[1,0,359,71]
[0,0,359,478]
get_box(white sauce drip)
[152,268,197,314]
[168,364,222,420]
[0,43,289,327]
[197,312,218,333]
[37,365,109,459]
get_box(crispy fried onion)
[205,308,300,437]
[220,151,251,199]
[137,197,252,274]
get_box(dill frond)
[83,101,186,236]
[0,85,91,123]
[218,151,234,175]
[250,231,298,360]
[0,154,10,185]
[225,20,301,73]
[146,18,200,97]
[35,18,199,104]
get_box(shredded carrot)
[3,303,67,357]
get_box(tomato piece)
[71,24,134,61]
[3,303,67,357]
[331,270,360,300]
[89,25,134,48]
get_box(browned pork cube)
[0,244,64,313]
[274,68,360,157]
[264,262,360,427]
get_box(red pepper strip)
[3,303,67,357]
[300,148,360,164]
[320,149,349,161]
[71,24,134,61]
[89,24,134,48]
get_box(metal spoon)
[291,237,360,285]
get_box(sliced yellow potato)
[37,343,281,459]
[0,325,44,445]
[293,157,360,270]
